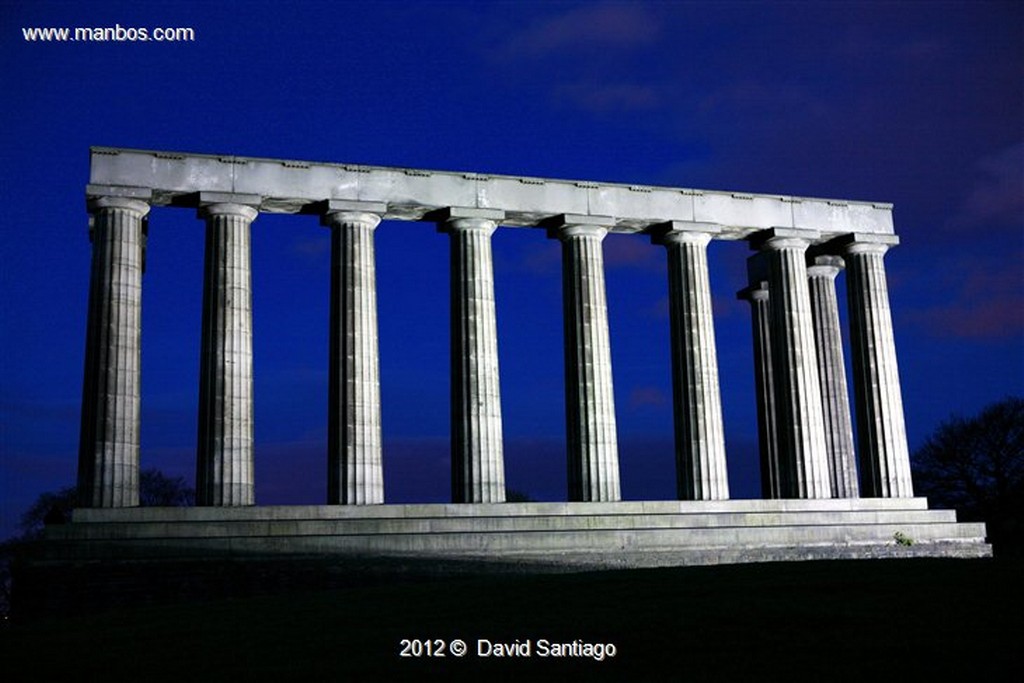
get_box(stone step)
[70,497,934,524]
[109,520,980,552]
[46,499,990,566]
[51,508,961,540]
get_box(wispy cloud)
[497,3,661,60]
[907,255,1024,341]
[491,3,665,118]
[952,141,1024,230]
[911,297,1024,341]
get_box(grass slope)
[2,558,1021,681]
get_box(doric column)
[78,187,152,507]
[196,194,259,506]
[751,229,831,498]
[737,274,782,499]
[839,234,913,497]
[549,216,620,502]
[436,208,506,503]
[322,201,386,505]
[653,224,729,500]
[807,254,859,498]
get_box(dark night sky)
[1,1,1021,540]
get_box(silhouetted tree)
[912,397,1024,556]
[1,470,194,619]
[139,469,195,507]
[17,486,77,539]
[0,548,10,620]
[16,469,195,539]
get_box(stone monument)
[55,147,989,567]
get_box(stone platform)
[14,498,989,619]
[45,498,990,568]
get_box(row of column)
[738,229,913,499]
[78,191,912,508]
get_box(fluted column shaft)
[843,239,913,497]
[553,224,620,502]
[807,256,859,498]
[739,282,782,499]
[324,210,384,504]
[442,216,506,503]
[759,232,831,498]
[196,202,258,506]
[78,196,149,507]
[659,229,729,500]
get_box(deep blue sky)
[1,1,1021,540]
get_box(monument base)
[44,498,989,566]
[10,498,988,620]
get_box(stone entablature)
[88,146,894,238]
[78,147,912,509]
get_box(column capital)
[321,211,382,230]
[86,184,152,219]
[650,221,720,247]
[196,192,260,221]
[737,281,770,303]
[431,207,504,235]
[749,227,821,252]
[316,200,387,229]
[200,203,259,221]
[545,214,615,241]
[86,195,151,218]
[440,217,498,235]
[806,254,846,279]
[833,233,899,256]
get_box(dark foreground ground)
[2,557,1021,682]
